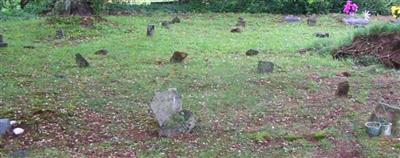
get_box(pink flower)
[343,0,358,16]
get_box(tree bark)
[61,0,93,16]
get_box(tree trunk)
[60,0,93,16]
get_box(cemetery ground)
[1,13,400,157]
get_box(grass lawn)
[0,13,400,157]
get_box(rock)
[343,18,369,26]
[336,81,350,97]
[284,15,301,23]
[75,53,90,68]
[170,51,188,63]
[13,128,24,135]
[23,46,35,49]
[161,21,172,29]
[0,119,11,136]
[307,15,317,26]
[149,88,183,127]
[55,29,65,39]
[315,32,329,38]
[95,49,109,55]
[10,120,17,125]
[159,110,196,137]
[236,17,246,27]
[230,27,242,33]
[0,35,8,48]
[246,49,260,56]
[171,17,181,24]
[257,61,274,73]
[147,24,155,37]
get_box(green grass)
[0,13,399,157]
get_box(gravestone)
[284,15,301,23]
[170,51,188,63]
[336,81,349,97]
[171,17,181,24]
[315,32,330,38]
[95,49,109,55]
[230,27,242,33]
[55,29,65,39]
[246,49,260,56]
[149,88,196,137]
[161,21,172,29]
[75,53,90,68]
[236,17,246,27]
[257,61,274,73]
[0,119,11,136]
[23,46,35,49]
[307,15,317,26]
[149,88,183,127]
[0,35,8,48]
[342,18,369,26]
[147,24,155,37]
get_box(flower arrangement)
[343,0,358,16]
[391,6,400,19]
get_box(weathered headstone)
[147,24,155,37]
[336,81,350,97]
[161,21,172,29]
[75,53,90,68]
[171,17,181,24]
[257,61,274,73]
[284,15,301,23]
[170,51,188,63]
[149,88,183,127]
[0,35,8,48]
[0,119,11,136]
[95,49,109,55]
[230,27,242,33]
[149,88,196,137]
[307,15,317,26]
[315,32,330,38]
[55,29,65,39]
[246,49,260,56]
[236,17,246,27]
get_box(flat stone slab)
[284,16,301,23]
[150,88,183,127]
[343,18,369,26]
[0,119,11,136]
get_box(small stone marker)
[161,21,172,29]
[257,61,274,73]
[246,49,260,56]
[149,88,196,137]
[55,29,65,39]
[0,35,8,48]
[147,24,155,37]
[171,17,181,24]
[236,17,246,27]
[0,119,11,136]
[343,18,369,26]
[75,53,90,68]
[23,46,35,49]
[230,27,242,33]
[170,51,188,63]
[336,81,350,97]
[315,32,329,38]
[95,49,109,55]
[284,15,301,23]
[307,15,317,26]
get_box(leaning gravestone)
[147,24,155,37]
[257,61,274,73]
[342,17,369,26]
[307,15,317,26]
[0,118,11,136]
[55,29,65,39]
[336,81,350,97]
[0,35,8,48]
[149,88,196,137]
[284,15,301,23]
[75,53,90,68]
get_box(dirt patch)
[333,32,400,69]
